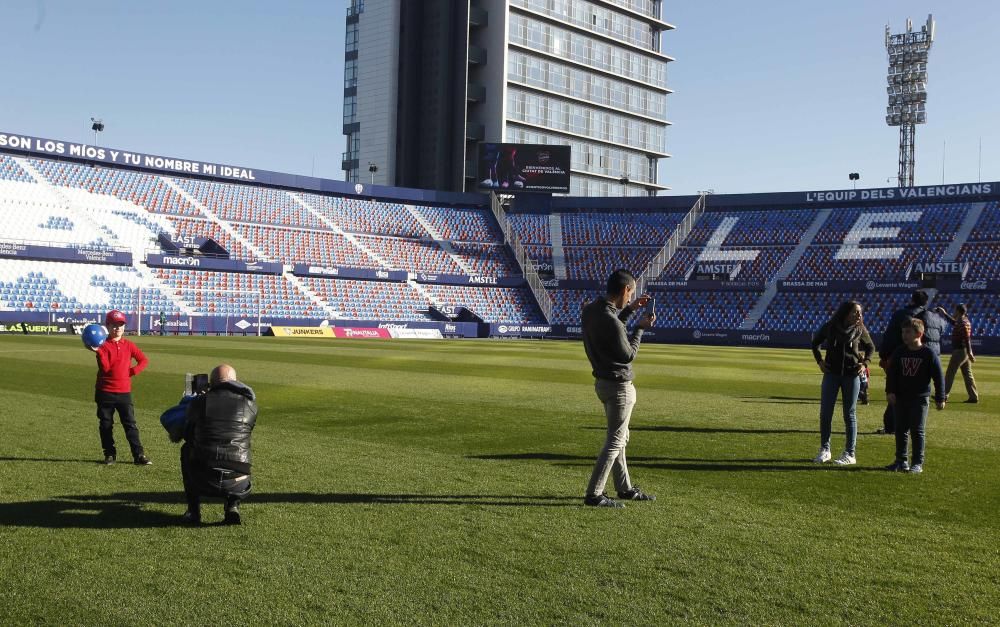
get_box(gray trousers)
[945,347,978,401]
[586,379,636,498]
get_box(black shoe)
[224,501,241,525]
[133,455,152,466]
[885,461,910,472]
[102,455,115,465]
[181,510,201,525]
[583,494,624,509]
[875,428,894,435]
[617,486,656,501]
[963,399,979,404]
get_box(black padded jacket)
[184,380,257,473]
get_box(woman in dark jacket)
[811,300,875,465]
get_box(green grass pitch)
[0,334,997,624]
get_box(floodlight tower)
[885,15,934,188]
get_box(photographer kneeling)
[180,364,258,525]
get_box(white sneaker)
[833,451,856,465]
[813,448,832,463]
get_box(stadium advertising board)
[332,327,391,339]
[490,323,553,337]
[647,279,766,291]
[269,326,336,337]
[146,253,282,275]
[291,264,408,282]
[1,132,486,209]
[477,143,570,194]
[804,183,993,203]
[0,131,258,181]
[413,272,527,287]
[778,279,924,292]
[0,240,132,266]
[907,261,969,279]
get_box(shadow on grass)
[739,395,822,404]
[580,425,815,434]
[0,456,103,464]
[0,498,181,529]
[472,452,862,473]
[0,491,580,527]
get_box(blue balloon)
[82,323,108,349]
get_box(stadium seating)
[968,200,1000,241]
[414,206,503,242]
[564,245,659,281]
[154,268,318,318]
[303,278,432,321]
[28,158,198,216]
[2,147,999,345]
[931,292,1000,338]
[449,242,519,276]
[0,259,179,315]
[233,223,374,267]
[560,212,684,246]
[301,193,429,238]
[755,291,903,334]
[955,242,1000,280]
[354,235,462,273]
[507,214,550,245]
[0,154,34,183]
[549,289,602,325]
[175,178,325,229]
[683,209,818,246]
[423,284,544,323]
[646,289,760,330]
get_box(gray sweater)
[582,298,644,381]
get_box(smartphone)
[649,297,656,314]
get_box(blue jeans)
[894,397,929,465]
[819,372,860,455]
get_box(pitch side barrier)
[777,279,998,293]
[539,324,1000,354]
[1,240,132,266]
[292,264,527,287]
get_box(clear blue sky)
[1,1,997,196]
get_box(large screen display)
[477,143,571,194]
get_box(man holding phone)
[581,269,657,508]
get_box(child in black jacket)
[885,317,946,474]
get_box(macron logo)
[163,256,200,267]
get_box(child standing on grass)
[885,317,946,474]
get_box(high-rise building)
[342,1,672,196]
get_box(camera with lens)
[185,373,210,396]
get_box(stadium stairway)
[289,192,395,269]
[407,206,476,275]
[941,201,987,262]
[15,157,124,250]
[549,214,567,279]
[161,177,268,260]
[740,207,833,330]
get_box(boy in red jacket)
[90,310,151,465]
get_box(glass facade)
[506,4,669,194]
[507,51,666,120]
[343,95,357,126]
[507,88,663,154]
[506,123,655,186]
[512,0,657,49]
[509,13,667,86]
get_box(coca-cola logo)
[960,280,987,290]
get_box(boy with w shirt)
[885,317,946,474]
